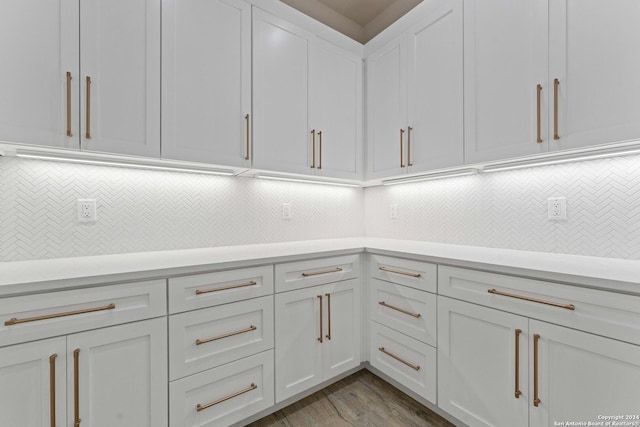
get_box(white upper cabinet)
[549,0,640,151]
[366,0,463,179]
[0,0,79,149]
[252,7,363,179]
[407,0,463,173]
[367,35,407,179]
[252,8,311,175]
[310,39,363,180]
[162,0,251,166]
[464,0,548,164]
[80,0,161,157]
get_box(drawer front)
[439,265,640,346]
[168,265,273,314]
[369,321,436,403]
[169,295,274,380]
[169,350,275,427]
[370,254,437,293]
[275,254,360,293]
[0,280,166,347]
[371,279,436,346]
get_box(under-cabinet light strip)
[15,152,235,176]
[256,174,360,187]
[382,169,478,185]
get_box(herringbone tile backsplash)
[0,157,364,261]
[364,154,640,259]
[2,153,640,261]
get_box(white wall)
[0,157,364,261]
[365,154,640,259]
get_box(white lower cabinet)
[438,296,640,427]
[169,350,274,427]
[275,279,361,402]
[0,318,168,427]
[369,321,437,403]
[0,337,66,427]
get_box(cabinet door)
[0,338,66,427]
[67,318,168,427]
[323,280,361,379]
[549,0,640,151]
[252,8,311,175]
[310,39,362,180]
[464,0,548,163]
[530,320,640,427]
[407,0,463,173]
[366,35,407,179]
[80,0,160,157]
[275,286,323,403]
[0,0,79,149]
[162,0,251,166]
[438,297,529,427]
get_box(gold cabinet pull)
[49,354,57,427]
[73,349,81,427]
[4,303,116,326]
[407,126,413,166]
[317,295,323,343]
[195,325,257,346]
[553,78,560,140]
[196,383,257,412]
[302,267,343,277]
[533,334,541,407]
[400,128,405,167]
[244,113,250,160]
[310,129,316,168]
[66,72,73,137]
[378,301,421,318]
[378,266,421,278]
[514,329,522,398]
[378,347,420,371]
[85,76,91,139]
[536,84,542,143]
[325,293,331,340]
[318,130,323,169]
[487,289,575,311]
[195,281,257,295]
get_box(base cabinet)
[0,318,167,427]
[438,296,640,427]
[275,279,361,402]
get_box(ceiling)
[280,0,423,44]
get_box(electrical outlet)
[282,203,291,220]
[547,197,567,220]
[389,204,398,220]
[77,199,97,223]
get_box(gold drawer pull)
[514,329,522,399]
[85,76,91,140]
[378,301,421,318]
[536,84,542,143]
[50,354,57,427]
[553,78,560,140]
[533,334,541,407]
[4,303,116,326]
[195,325,257,346]
[378,266,421,278]
[73,349,81,427]
[244,113,250,160]
[379,347,420,371]
[302,267,343,277]
[196,281,257,295]
[66,72,73,137]
[197,383,257,412]
[487,289,575,311]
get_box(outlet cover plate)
[77,199,97,223]
[547,197,567,220]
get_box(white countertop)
[1,238,639,296]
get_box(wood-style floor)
[247,370,456,427]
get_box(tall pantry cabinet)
[0,0,160,157]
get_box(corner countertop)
[1,238,639,296]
